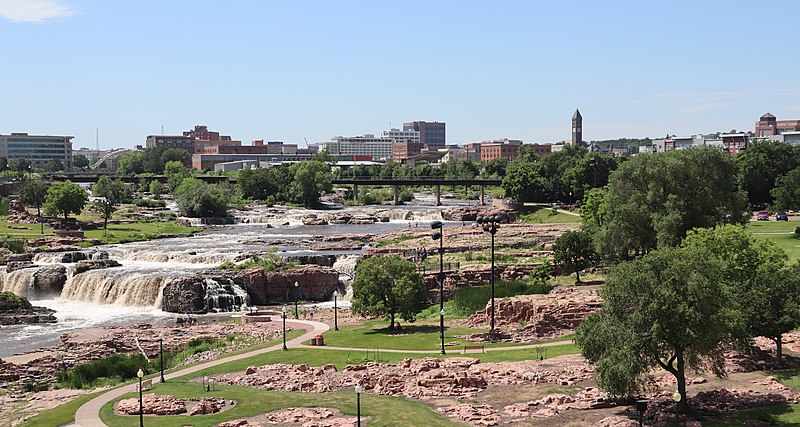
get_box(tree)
[73,154,90,169]
[598,148,748,259]
[19,180,50,233]
[44,181,88,222]
[771,166,800,211]
[117,151,145,175]
[737,140,800,207]
[552,231,597,283]
[149,180,163,199]
[238,168,278,200]
[160,148,190,167]
[502,159,545,202]
[10,158,31,174]
[174,178,230,217]
[0,157,8,172]
[576,245,745,410]
[484,157,508,177]
[92,177,132,229]
[43,159,63,173]
[581,187,609,227]
[292,160,332,207]
[164,161,192,193]
[351,256,428,332]
[682,226,800,365]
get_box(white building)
[0,133,73,168]
[318,134,394,160]
[381,128,420,144]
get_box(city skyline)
[2,0,800,150]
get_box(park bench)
[462,345,485,354]
[138,379,152,392]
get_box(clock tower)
[571,109,582,146]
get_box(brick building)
[755,113,800,137]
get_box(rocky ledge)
[115,394,231,416]
[0,292,56,326]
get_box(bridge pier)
[435,184,441,206]
[393,185,399,205]
[353,184,359,202]
[479,185,485,205]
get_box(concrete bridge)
[47,173,230,185]
[330,178,502,206]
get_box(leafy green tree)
[160,148,190,166]
[576,245,745,410]
[116,151,145,175]
[73,154,90,169]
[148,180,163,199]
[683,226,800,364]
[10,158,31,174]
[581,187,609,227]
[164,161,192,193]
[502,159,545,202]
[44,181,88,222]
[351,256,428,332]
[292,160,332,207]
[43,159,63,173]
[771,166,800,211]
[552,231,597,283]
[0,156,7,172]
[19,180,50,233]
[92,177,132,229]
[737,140,800,207]
[598,148,748,259]
[238,168,278,200]
[484,157,508,177]
[563,153,617,201]
[174,178,230,217]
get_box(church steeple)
[571,109,582,145]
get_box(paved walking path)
[73,319,328,427]
[73,319,573,426]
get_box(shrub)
[0,236,26,253]
[56,353,150,389]
[133,198,167,208]
[449,280,553,317]
[0,197,9,215]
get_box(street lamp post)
[672,390,681,426]
[282,307,288,351]
[158,334,165,383]
[476,215,500,333]
[333,290,339,331]
[355,384,362,427]
[136,368,144,427]
[294,281,300,319]
[431,220,445,355]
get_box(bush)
[56,353,150,389]
[133,198,167,208]
[0,197,9,215]
[449,280,553,317]
[0,236,26,253]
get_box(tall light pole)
[333,290,339,331]
[294,281,299,319]
[355,384,362,427]
[158,333,165,383]
[137,368,144,427]
[282,306,288,351]
[431,220,445,355]
[476,215,500,333]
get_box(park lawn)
[323,319,538,350]
[0,219,54,237]
[517,206,582,225]
[703,404,800,426]
[83,221,201,245]
[746,220,798,234]
[100,382,461,427]
[747,221,800,260]
[19,389,106,427]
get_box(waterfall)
[203,278,249,312]
[104,247,235,265]
[62,269,174,307]
[377,209,444,222]
[332,254,360,301]
[0,267,37,298]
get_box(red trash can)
[316,334,324,346]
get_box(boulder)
[74,259,122,275]
[33,265,67,295]
[0,292,56,325]
[161,277,207,314]
[234,265,339,305]
[5,261,35,272]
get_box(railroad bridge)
[330,178,502,206]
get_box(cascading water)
[203,278,249,312]
[62,269,175,307]
[0,267,37,298]
[332,254,360,301]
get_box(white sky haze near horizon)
[1,0,799,150]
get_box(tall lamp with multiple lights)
[476,215,501,333]
[431,220,446,355]
[282,306,288,351]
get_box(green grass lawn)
[83,221,201,245]
[100,382,460,427]
[746,221,800,260]
[0,219,53,237]
[703,404,800,426]
[322,319,548,350]
[517,205,582,225]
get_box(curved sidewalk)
[301,339,575,354]
[73,319,329,427]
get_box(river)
[0,195,476,357]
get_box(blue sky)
[1,0,799,150]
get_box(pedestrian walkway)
[73,319,573,426]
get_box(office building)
[0,133,73,168]
[403,121,446,149]
[755,113,800,137]
[145,135,195,153]
[318,134,394,160]
[478,139,523,162]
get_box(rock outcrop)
[32,265,67,296]
[73,259,122,275]
[234,265,339,305]
[0,292,56,325]
[161,276,249,313]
